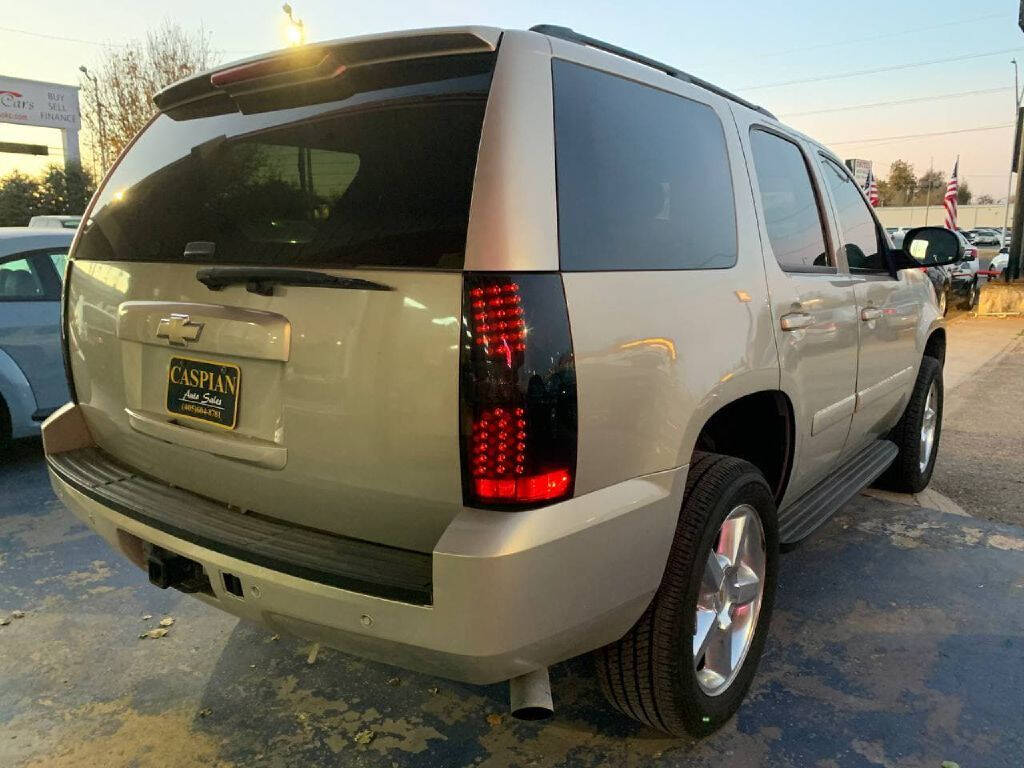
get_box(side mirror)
[898,226,965,268]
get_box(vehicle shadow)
[184,618,690,765]
[0,437,54,514]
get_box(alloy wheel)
[919,381,938,473]
[693,504,766,696]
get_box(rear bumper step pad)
[47,447,433,605]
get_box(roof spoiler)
[153,26,500,115]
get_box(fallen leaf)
[386,677,400,686]
[353,729,375,745]
[159,617,174,627]
[11,610,25,619]
[198,708,212,718]
[427,686,439,695]
[0,617,10,626]
[486,714,502,727]
[307,643,319,665]
[941,763,960,768]
[270,634,280,642]
[139,627,169,640]
[141,614,153,621]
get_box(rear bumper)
[43,403,685,684]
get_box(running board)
[778,439,898,545]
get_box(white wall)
[875,204,1014,229]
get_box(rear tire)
[937,284,949,316]
[876,356,942,493]
[962,278,979,310]
[595,453,779,736]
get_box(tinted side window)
[818,156,885,272]
[748,129,830,271]
[0,257,46,300]
[553,60,737,271]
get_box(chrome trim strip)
[856,365,914,411]
[811,393,856,435]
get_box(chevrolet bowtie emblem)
[156,314,204,346]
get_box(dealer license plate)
[166,356,240,429]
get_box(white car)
[989,250,1009,276]
[27,215,82,230]
[950,232,979,282]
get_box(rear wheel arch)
[692,390,795,504]
[923,328,946,368]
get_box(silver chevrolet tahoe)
[43,25,962,735]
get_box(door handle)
[780,312,813,331]
[861,307,883,321]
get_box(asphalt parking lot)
[2,319,1023,768]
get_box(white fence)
[874,204,1013,230]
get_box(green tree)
[0,171,41,226]
[36,162,97,215]
[886,160,917,204]
[957,181,972,206]
[913,169,945,205]
[875,178,894,206]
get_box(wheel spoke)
[704,552,728,592]
[717,510,748,563]
[693,607,718,660]
[731,564,760,606]
[703,615,735,678]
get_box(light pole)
[282,4,306,46]
[1002,59,1021,244]
[78,65,108,171]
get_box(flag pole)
[923,157,934,226]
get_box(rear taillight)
[459,273,577,508]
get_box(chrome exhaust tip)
[509,667,553,721]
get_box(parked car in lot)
[42,25,963,736]
[989,250,1009,276]
[966,228,999,246]
[950,237,981,308]
[28,215,82,230]
[0,228,73,443]
[890,229,966,314]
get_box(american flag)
[943,158,959,230]
[863,169,879,207]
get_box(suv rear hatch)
[65,30,499,553]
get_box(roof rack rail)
[529,24,776,120]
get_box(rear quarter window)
[552,59,737,271]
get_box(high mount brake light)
[210,52,346,88]
[460,274,577,507]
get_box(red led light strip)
[468,283,525,367]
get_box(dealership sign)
[0,75,81,164]
[0,75,80,129]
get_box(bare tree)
[80,22,215,174]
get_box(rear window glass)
[74,53,495,269]
[552,59,737,271]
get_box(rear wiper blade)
[196,267,393,296]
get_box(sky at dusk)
[1,0,1022,199]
